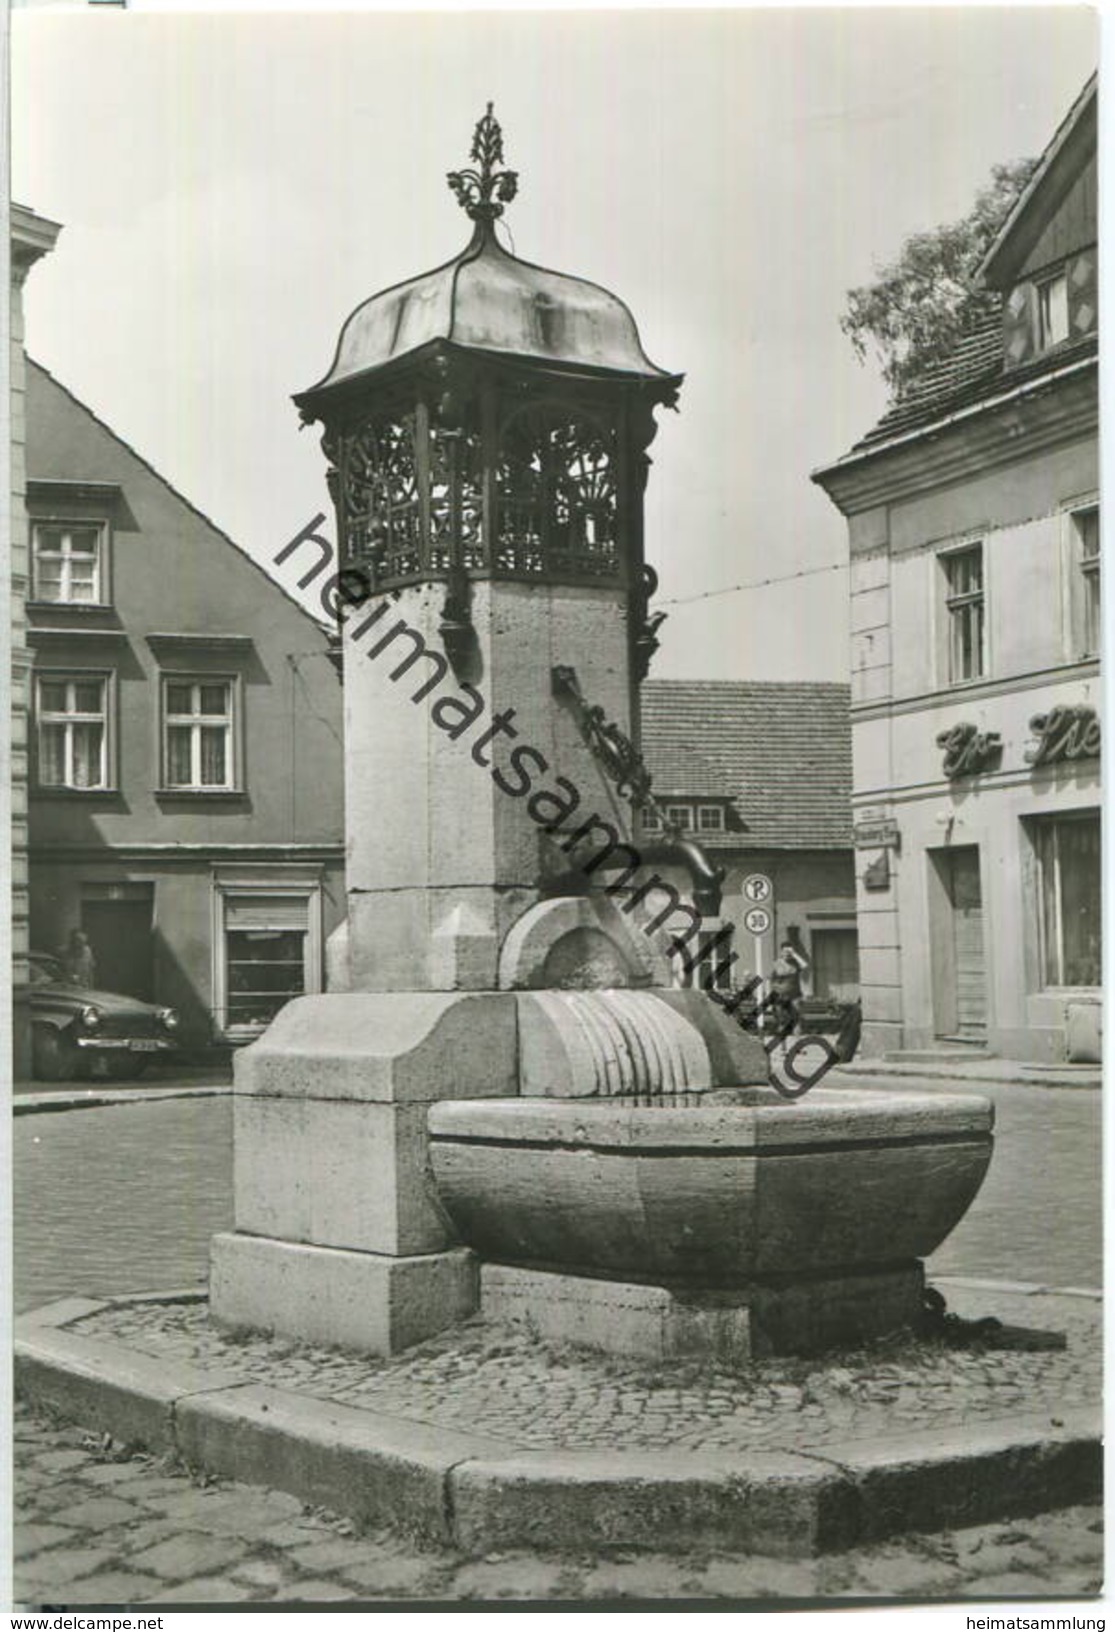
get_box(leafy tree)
[841,158,1038,400]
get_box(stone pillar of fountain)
[209,108,767,1352]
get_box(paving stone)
[844,1553,963,1597]
[231,1556,294,1589]
[35,1449,95,1474]
[53,1496,141,1528]
[338,1553,455,1597]
[12,1546,116,1587]
[952,1542,1050,1578]
[696,1556,821,1599]
[45,1571,163,1605]
[289,1536,374,1573]
[286,1578,360,1601]
[577,1559,711,1600]
[14,1523,77,1559]
[1027,1509,1105,1564]
[111,1473,196,1500]
[130,1532,250,1581]
[149,1576,259,1604]
[962,1571,1063,1598]
[79,1461,156,1487]
[451,1558,571,1600]
[17,1480,93,1514]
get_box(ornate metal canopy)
[295,107,681,599]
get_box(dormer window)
[698,805,725,832]
[1036,271,1069,352]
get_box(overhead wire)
[658,560,847,608]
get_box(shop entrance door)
[931,847,986,1040]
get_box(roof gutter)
[811,352,1096,485]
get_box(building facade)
[25,360,345,1055]
[10,206,61,1075]
[640,679,858,998]
[815,78,1099,1063]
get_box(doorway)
[811,927,860,1002]
[928,847,986,1040]
[81,884,155,1000]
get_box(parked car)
[28,952,180,1082]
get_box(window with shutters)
[213,881,323,1036]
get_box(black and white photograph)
[5,1,1104,1618]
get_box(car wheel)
[32,1024,79,1083]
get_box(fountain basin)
[428,1087,994,1286]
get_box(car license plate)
[129,1039,164,1052]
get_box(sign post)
[741,873,774,990]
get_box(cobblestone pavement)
[74,1283,1099,1455]
[12,1404,1103,1606]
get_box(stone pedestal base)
[482,1261,925,1363]
[210,1233,478,1355]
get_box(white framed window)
[641,806,662,831]
[32,522,107,605]
[212,877,323,1036]
[665,803,694,831]
[162,677,236,790]
[698,805,725,832]
[1034,811,1101,988]
[1036,271,1069,352]
[35,673,110,789]
[941,543,985,684]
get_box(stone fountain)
[209,108,992,1365]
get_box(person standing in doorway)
[61,928,96,987]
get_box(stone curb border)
[835,1064,1101,1091]
[13,1086,232,1116]
[14,1293,1102,1559]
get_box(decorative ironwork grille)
[340,413,422,580]
[330,399,622,588]
[496,408,618,580]
[429,425,484,572]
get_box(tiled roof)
[853,305,1097,450]
[641,680,852,850]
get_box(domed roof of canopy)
[296,106,679,414]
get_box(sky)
[11,4,1098,682]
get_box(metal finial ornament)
[447,102,519,222]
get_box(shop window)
[162,677,236,790]
[35,673,110,789]
[32,522,107,605]
[941,544,985,684]
[1035,812,1101,987]
[217,889,321,1035]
